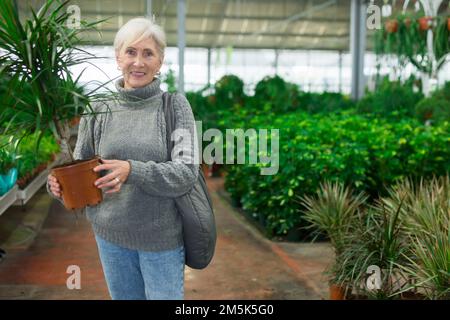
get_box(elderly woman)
[47,17,198,300]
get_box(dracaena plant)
[394,175,450,300]
[298,181,369,288]
[0,0,114,161]
[334,195,411,300]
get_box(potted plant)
[418,16,434,31]
[0,0,112,210]
[395,176,450,300]
[322,176,448,300]
[433,16,450,68]
[298,181,368,300]
[333,192,411,300]
[385,19,399,33]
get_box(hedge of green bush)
[223,111,450,237]
[187,74,450,238]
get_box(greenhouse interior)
[0,0,449,303]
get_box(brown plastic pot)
[51,157,103,211]
[329,284,347,300]
[447,17,450,31]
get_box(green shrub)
[213,74,245,110]
[253,75,300,113]
[432,81,450,101]
[298,92,355,114]
[224,110,450,237]
[357,78,424,118]
[415,97,450,124]
[415,82,450,124]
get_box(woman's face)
[116,37,162,89]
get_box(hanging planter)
[385,19,399,33]
[418,16,434,30]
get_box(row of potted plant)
[15,132,61,190]
[0,131,60,202]
[299,175,449,300]
[384,15,450,33]
[375,13,449,76]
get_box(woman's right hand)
[48,174,62,198]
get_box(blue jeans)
[94,235,185,300]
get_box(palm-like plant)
[0,0,112,160]
[397,175,450,300]
[299,176,449,300]
[298,181,368,288]
[334,196,410,299]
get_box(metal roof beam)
[73,11,349,23]
[95,28,349,38]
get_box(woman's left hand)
[93,159,131,194]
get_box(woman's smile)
[130,71,147,79]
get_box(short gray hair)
[114,17,166,62]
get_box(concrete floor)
[0,177,333,300]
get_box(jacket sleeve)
[126,93,199,198]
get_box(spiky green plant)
[333,196,410,300]
[298,181,368,288]
[0,0,113,161]
[396,175,450,300]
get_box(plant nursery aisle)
[0,177,333,300]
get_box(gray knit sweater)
[47,78,198,251]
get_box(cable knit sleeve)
[73,103,103,161]
[126,93,199,198]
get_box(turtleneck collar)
[115,77,162,104]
